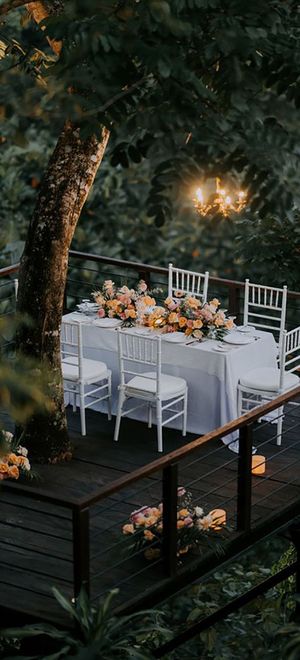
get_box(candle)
[251,455,266,476]
[209,508,226,529]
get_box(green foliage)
[1,0,300,226]
[0,587,170,659]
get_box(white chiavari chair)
[243,279,287,349]
[168,263,209,303]
[114,329,188,452]
[61,320,112,436]
[237,326,300,445]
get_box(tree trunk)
[17,122,109,462]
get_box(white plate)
[236,325,254,333]
[162,332,187,343]
[93,318,122,328]
[223,333,255,345]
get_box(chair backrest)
[243,279,287,345]
[61,320,84,380]
[279,326,300,389]
[117,329,162,395]
[168,263,209,302]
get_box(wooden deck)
[0,404,300,626]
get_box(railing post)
[237,424,253,532]
[162,463,178,577]
[72,506,90,598]
[228,285,241,322]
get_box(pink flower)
[130,506,151,523]
[183,516,194,527]
[138,280,147,293]
[177,486,186,497]
[97,308,105,318]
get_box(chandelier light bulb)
[193,177,247,217]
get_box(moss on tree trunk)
[16,122,109,463]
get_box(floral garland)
[122,487,226,560]
[92,279,157,326]
[143,293,234,340]
[0,430,31,481]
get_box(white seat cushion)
[62,356,109,382]
[239,367,299,392]
[126,371,187,399]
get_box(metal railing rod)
[92,559,162,602]
[152,562,297,658]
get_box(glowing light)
[193,177,247,217]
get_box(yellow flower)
[125,308,137,319]
[122,524,134,535]
[168,312,179,324]
[209,298,220,307]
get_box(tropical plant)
[0,587,170,659]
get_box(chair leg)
[148,403,152,428]
[79,383,86,436]
[156,400,163,452]
[276,405,284,446]
[114,391,125,442]
[72,389,77,412]
[107,373,112,421]
[237,386,243,417]
[182,389,187,437]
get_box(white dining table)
[62,312,278,445]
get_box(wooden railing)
[2,385,300,623]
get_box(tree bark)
[17,123,109,462]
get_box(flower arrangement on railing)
[92,279,157,327]
[122,487,226,561]
[0,430,31,481]
[143,293,234,340]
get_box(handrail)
[76,384,300,509]
[0,263,20,277]
[3,254,300,299]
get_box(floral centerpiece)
[92,279,157,327]
[122,487,226,561]
[144,293,234,341]
[0,430,31,481]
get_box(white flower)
[194,506,204,518]
[197,514,213,531]
[2,431,13,444]
[17,445,28,457]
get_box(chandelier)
[193,177,247,217]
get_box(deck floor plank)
[0,406,299,623]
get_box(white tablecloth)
[63,313,278,443]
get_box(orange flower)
[178,508,190,518]
[122,524,134,535]
[192,319,203,329]
[178,316,187,328]
[8,453,19,465]
[144,529,155,541]
[0,462,8,474]
[8,465,19,479]
[177,520,185,529]
[168,312,179,324]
